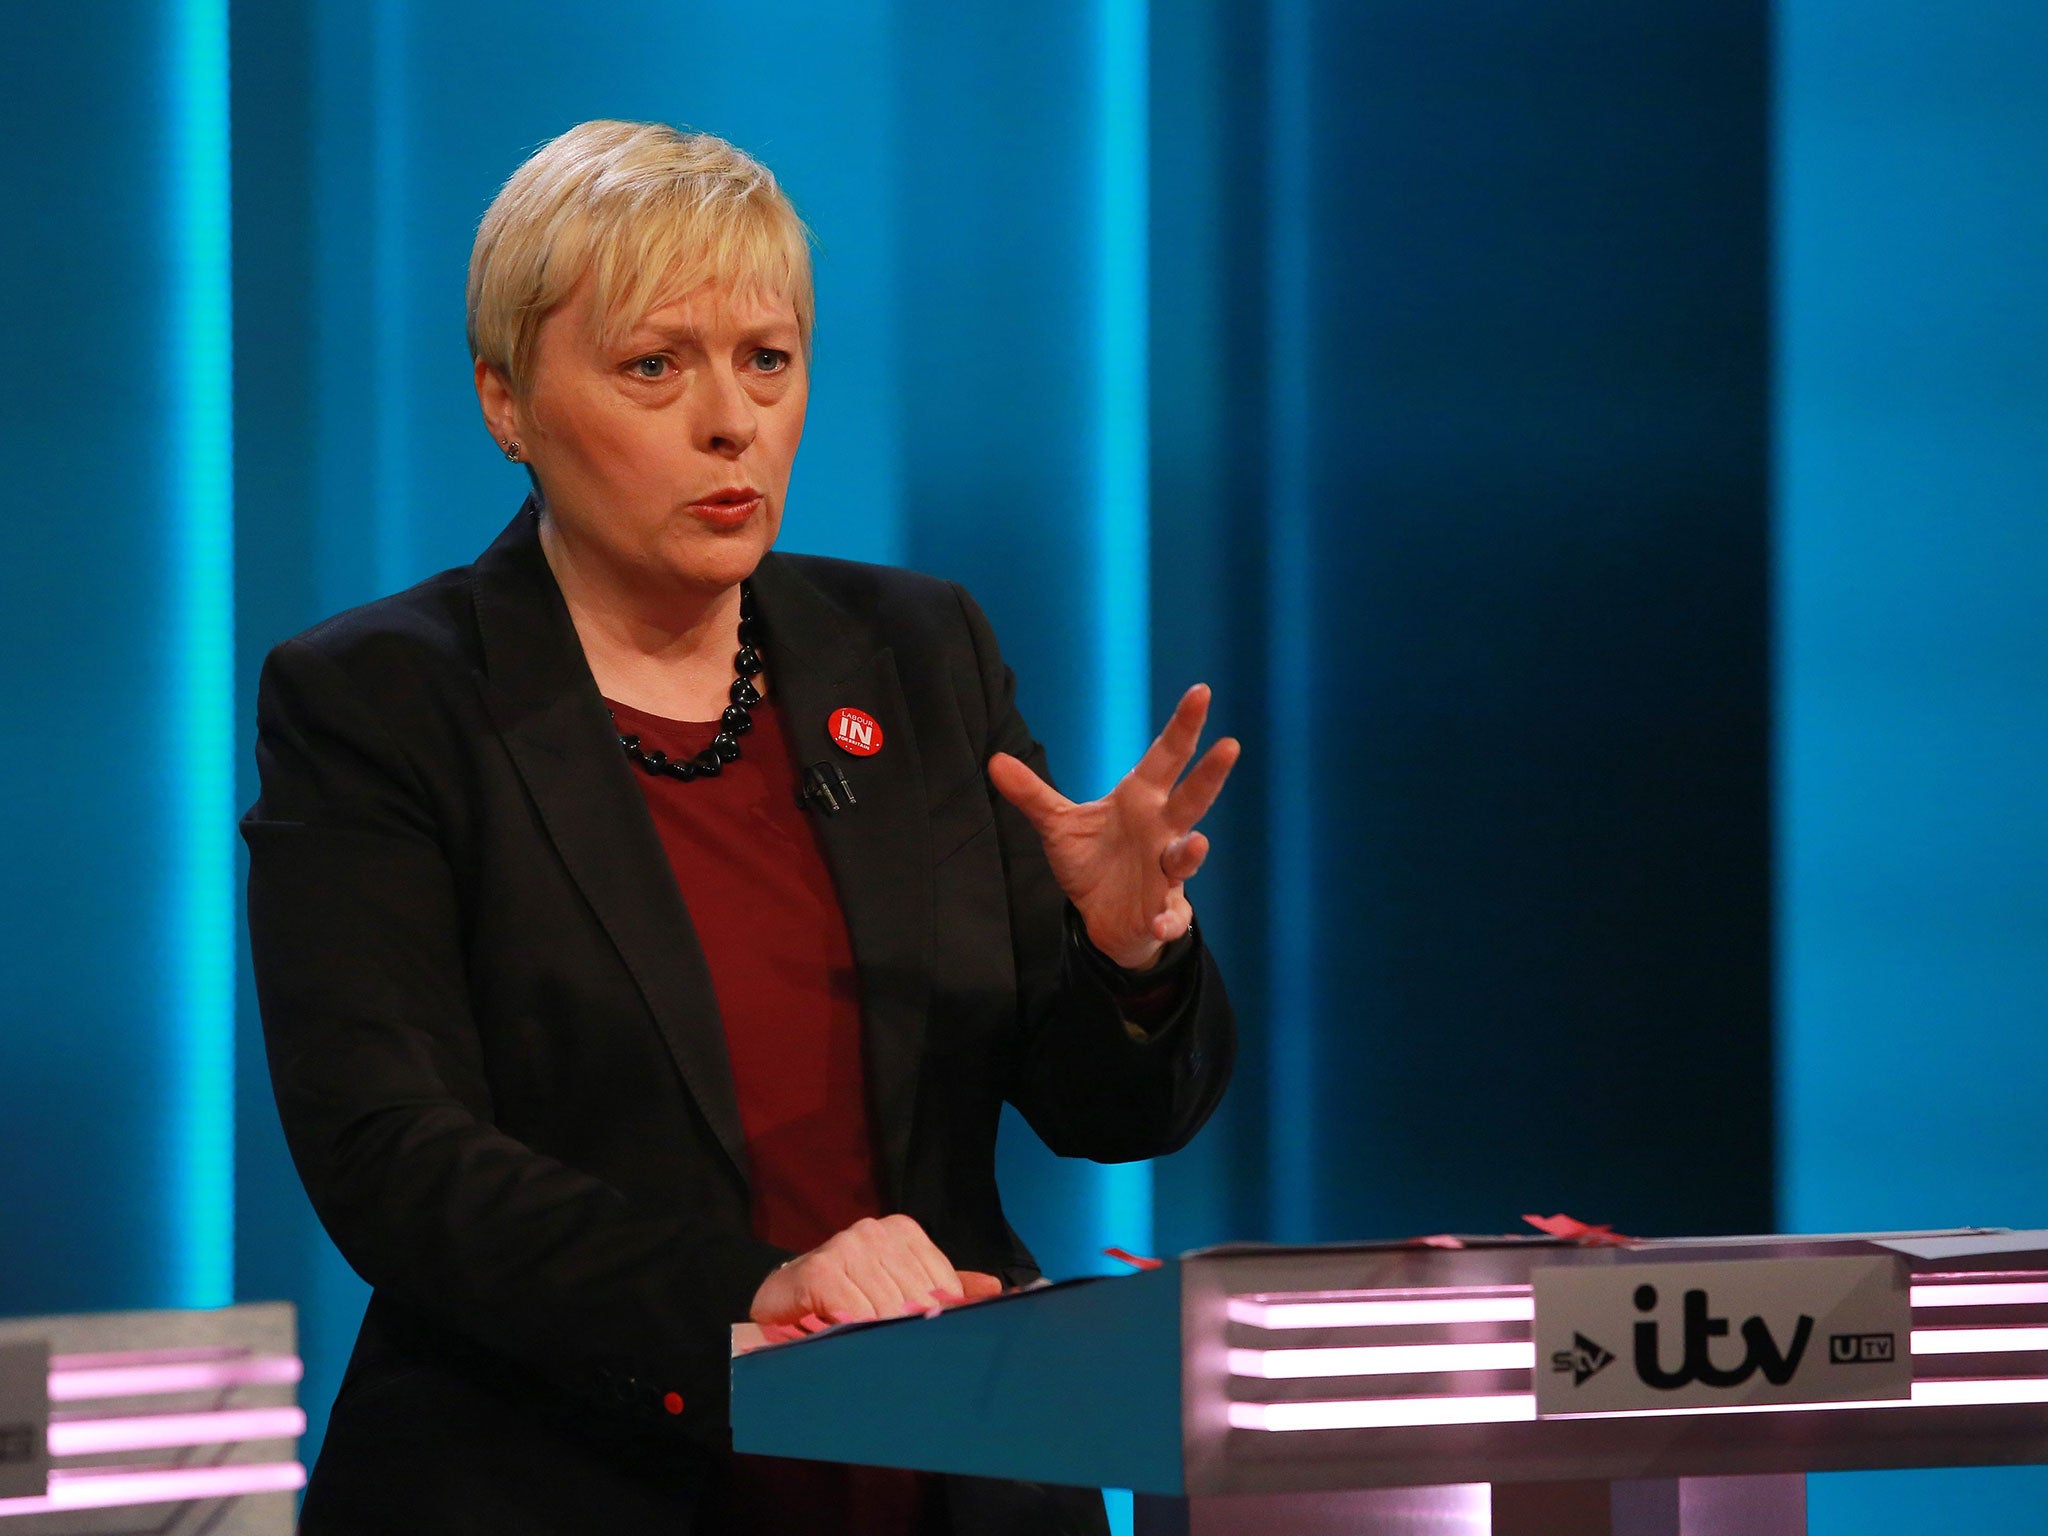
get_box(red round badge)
[828,706,884,757]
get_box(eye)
[749,348,790,374]
[629,355,671,380]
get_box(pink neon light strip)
[1552,1377,2048,1422]
[1914,1326,2048,1355]
[0,1460,306,1517]
[1912,1377,2048,1407]
[1228,1295,1535,1329]
[1228,1280,2048,1333]
[1232,1377,2048,1432]
[1228,1393,1536,1431]
[1913,1282,2048,1309]
[1230,1341,1536,1378]
[45,1406,306,1456]
[1231,1326,2048,1382]
[47,1355,302,1402]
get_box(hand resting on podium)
[749,1213,1003,1339]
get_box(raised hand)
[987,684,1240,971]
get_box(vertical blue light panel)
[0,1,240,1319]
[1094,0,1154,1266]
[1145,0,1277,1258]
[1777,3,2048,1530]
[166,0,237,1311]
[1262,0,1317,1244]
[369,0,414,593]
[893,0,1142,1284]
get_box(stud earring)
[504,440,522,461]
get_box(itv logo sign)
[1533,1254,1910,1415]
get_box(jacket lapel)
[750,553,933,1211]
[468,505,752,1186]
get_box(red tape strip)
[1103,1247,1164,1271]
[1523,1212,1634,1246]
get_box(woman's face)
[479,278,809,601]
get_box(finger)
[1131,685,1211,791]
[879,1213,962,1305]
[1161,831,1209,884]
[987,751,1070,830]
[958,1271,1004,1300]
[1150,894,1194,944]
[842,1248,913,1318]
[1162,736,1241,833]
[809,1264,881,1324]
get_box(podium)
[732,1231,2048,1534]
[0,1302,303,1535]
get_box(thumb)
[987,752,1067,828]
[957,1271,1005,1300]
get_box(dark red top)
[606,695,935,1535]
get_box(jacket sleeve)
[242,636,788,1440]
[948,586,1237,1164]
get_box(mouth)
[686,487,764,530]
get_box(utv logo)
[1830,1332,1897,1365]
[1550,1332,1616,1386]
[1632,1283,1814,1390]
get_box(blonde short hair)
[467,120,813,395]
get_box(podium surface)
[733,1230,2048,1533]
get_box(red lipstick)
[687,486,762,531]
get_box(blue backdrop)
[2,3,2044,1530]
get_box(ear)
[474,357,520,452]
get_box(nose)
[693,360,757,458]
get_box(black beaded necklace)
[611,582,764,782]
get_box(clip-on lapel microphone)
[797,761,857,816]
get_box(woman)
[244,120,1238,1535]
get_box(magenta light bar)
[45,1405,307,1456]
[1550,1378,2048,1422]
[1914,1326,2048,1355]
[1230,1341,1536,1379]
[1228,1293,1535,1329]
[1228,1393,1537,1432]
[1233,1377,2048,1432]
[1228,1281,2048,1334]
[1912,1377,2048,1407]
[1228,1326,2048,1383]
[0,1461,306,1518]
[47,1355,302,1402]
[1912,1282,2048,1308]
[1229,1278,2048,1332]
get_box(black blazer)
[243,506,1235,1534]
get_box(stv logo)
[1551,1332,1616,1386]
